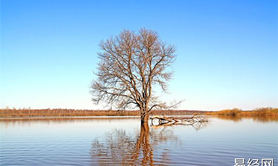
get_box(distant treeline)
[1,107,277,118]
[0,108,205,118]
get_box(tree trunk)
[140,110,149,124]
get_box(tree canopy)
[91,28,176,123]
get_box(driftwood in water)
[150,114,208,129]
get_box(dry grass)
[207,107,278,122]
[1,107,277,120]
[0,108,205,118]
[0,109,137,117]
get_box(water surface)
[0,117,277,165]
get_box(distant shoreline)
[0,116,142,121]
[0,109,207,118]
[0,108,277,119]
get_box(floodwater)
[0,116,277,166]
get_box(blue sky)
[1,0,277,110]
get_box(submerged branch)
[150,114,208,130]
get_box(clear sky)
[1,0,277,111]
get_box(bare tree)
[91,28,176,124]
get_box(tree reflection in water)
[90,121,207,165]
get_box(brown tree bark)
[141,110,150,124]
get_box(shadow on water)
[90,120,208,165]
